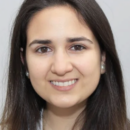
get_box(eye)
[36,47,51,53]
[70,45,86,51]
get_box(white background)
[0,0,130,119]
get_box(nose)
[51,50,73,76]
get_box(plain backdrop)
[0,0,130,119]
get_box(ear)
[101,52,106,74]
[20,48,24,65]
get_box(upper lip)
[50,78,78,82]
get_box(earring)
[101,64,105,70]
[26,71,29,78]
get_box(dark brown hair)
[0,0,130,130]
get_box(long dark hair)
[0,0,129,130]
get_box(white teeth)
[72,80,74,84]
[59,82,63,86]
[64,82,68,86]
[56,82,58,86]
[50,79,77,86]
[69,81,72,85]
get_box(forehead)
[27,5,95,44]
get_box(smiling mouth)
[50,79,78,86]
[49,79,78,91]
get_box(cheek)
[73,51,101,98]
[26,55,51,98]
[26,55,50,80]
[73,52,101,75]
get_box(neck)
[43,101,86,130]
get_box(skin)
[22,5,105,130]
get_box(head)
[23,4,106,109]
[1,0,127,130]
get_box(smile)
[50,79,77,86]
[49,79,78,91]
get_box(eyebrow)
[28,36,93,47]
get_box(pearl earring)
[26,71,29,78]
[101,64,105,70]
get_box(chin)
[47,95,80,108]
[52,102,76,108]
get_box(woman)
[0,0,130,130]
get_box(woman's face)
[25,5,105,108]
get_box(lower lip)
[49,80,78,91]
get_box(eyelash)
[36,44,86,53]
